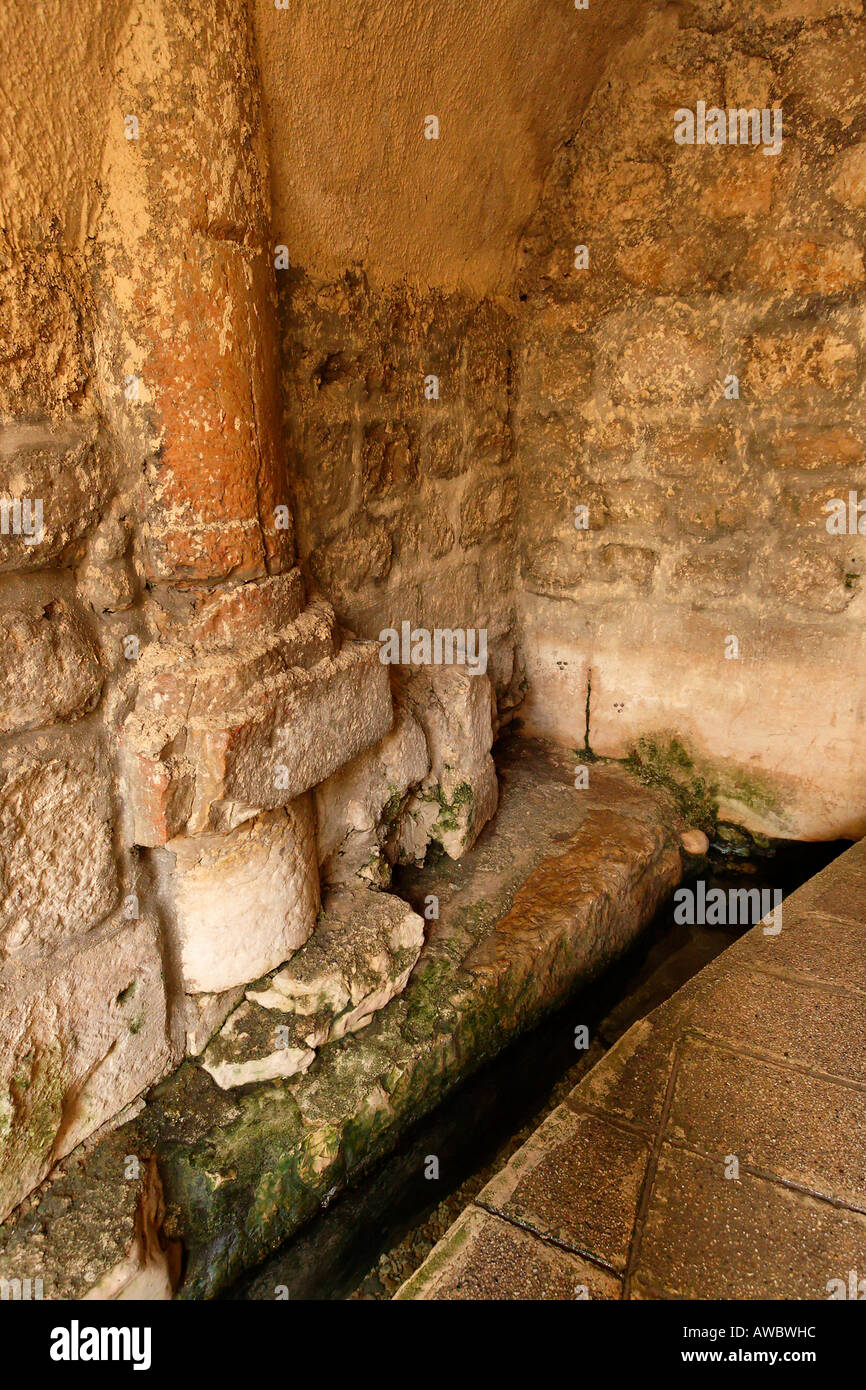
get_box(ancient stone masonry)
[0,0,502,1225]
[514,1,866,843]
[1,0,865,1302]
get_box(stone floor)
[396,837,866,1300]
[0,736,681,1299]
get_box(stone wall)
[2,0,865,1229]
[514,0,866,842]
[0,0,500,1222]
[277,272,522,708]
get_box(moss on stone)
[431,781,474,836]
[625,734,719,833]
[625,734,782,843]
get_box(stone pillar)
[95,0,293,585]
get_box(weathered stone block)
[185,640,394,834]
[572,157,668,227]
[183,987,247,1057]
[739,236,865,297]
[615,234,718,293]
[754,0,860,17]
[315,706,429,887]
[829,142,866,209]
[0,752,119,959]
[605,479,668,528]
[460,475,519,548]
[396,665,498,859]
[121,630,392,845]
[597,544,658,589]
[255,888,425,1037]
[0,421,115,572]
[778,478,865,531]
[419,420,466,479]
[602,311,721,406]
[745,327,858,404]
[398,495,455,562]
[203,889,425,1088]
[783,31,866,126]
[0,915,172,1223]
[298,422,354,520]
[362,421,417,500]
[764,426,864,471]
[0,596,102,735]
[724,55,776,112]
[699,149,779,219]
[466,408,510,469]
[673,545,748,598]
[519,315,594,413]
[751,543,854,613]
[76,511,137,614]
[521,534,592,596]
[151,800,319,995]
[309,516,393,591]
[182,570,306,648]
[0,249,90,420]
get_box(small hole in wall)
[115,982,137,1007]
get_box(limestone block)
[199,1003,317,1090]
[0,751,119,959]
[151,800,319,995]
[829,143,866,209]
[750,543,854,614]
[420,420,466,479]
[745,327,858,406]
[309,515,394,591]
[601,309,721,407]
[738,236,865,297]
[0,915,173,1223]
[459,475,519,548]
[129,597,338,732]
[182,986,246,1057]
[0,421,115,572]
[698,151,778,219]
[596,544,658,590]
[186,640,393,834]
[0,596,102,736]
[673,545,747,599]
[121,624,392,845]
[783,30,866,127]
[395,665,499,860]
[249,889,425,1035]
[203,889,425,1088]
[765,426,864,471]
[314,706,430,887]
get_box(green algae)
[625,735,719,833]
